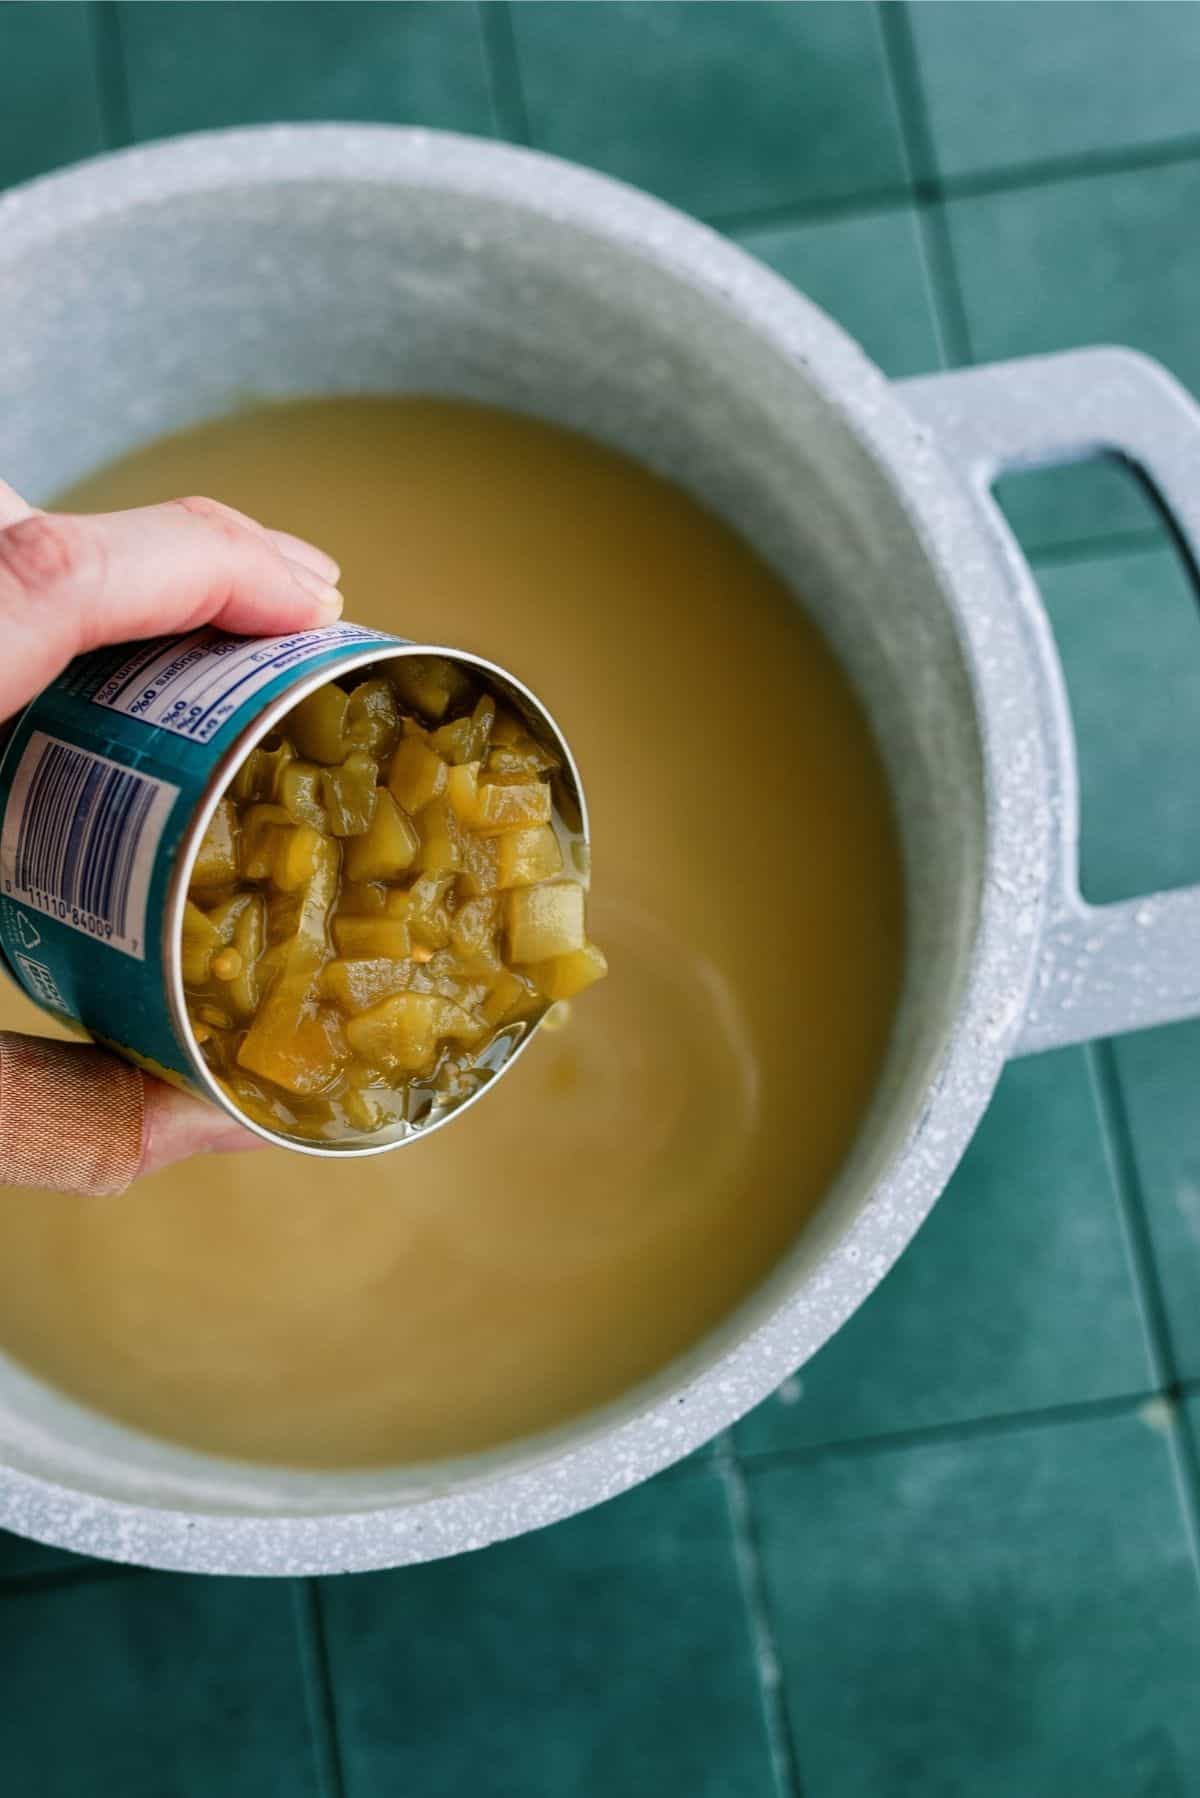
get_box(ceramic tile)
[321,1467,776,1798]
[0,1528,97,1581]
[1111,1019,1200,1382]
[120,1,495,140]
[0,1574,321,1795]
[943,160,1200,553]
[736,1049,1153,1459]
[750,1408,1200,1797]
[909,0,1200,183]
[994,461,1164,563]
[734,205,942,378]
[0,2,106,190]
[510,1,907,220]
[1036,544,1200,904]
[1185,1391,1200,1469]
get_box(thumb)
[0,490,344,720]
[139,1075,267,1177]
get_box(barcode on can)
[0,732,178,959]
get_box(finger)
[168,493,340,585]
[284,557,345,611]
[0,499,344,720]
[267,528,340,585]
[0,486,339,583]
[138,1078,266,1179]
[0,478,36,529]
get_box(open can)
[0,622,587,1155]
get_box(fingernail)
[270,528,340,585]
[288,561,344,620]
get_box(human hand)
[0,479,343,1192]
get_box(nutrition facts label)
[89,623,393,744]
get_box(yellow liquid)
[0,398,904,1467]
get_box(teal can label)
[0,622,397,1088]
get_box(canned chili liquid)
[0,624,588,1156]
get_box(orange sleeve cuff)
[0,1031,145,1196]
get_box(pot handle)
[898,347,1200,1054]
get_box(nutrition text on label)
[90,625,391,743]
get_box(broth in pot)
[0,397,904,1467]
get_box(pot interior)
[0,145,987,1519]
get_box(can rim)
[164,638,589,1156]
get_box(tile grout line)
[709,180,916,238]
[292,1579,348,1798]
[711,125,1200,243]
[873,0,937,189]
[715,1440,805,1798]
[911,207,974,369]
[1027,526,1168,573]
[931,129,1200,208]
[1087,1043,1176,1386]
[1087,1042,1200,1583]
[1166,1390,1200,1591]
[739,1389,1163,1477]
[875,0,973,368]
[88,0,132,150]
[478,1,531,145]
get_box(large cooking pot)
[2,127,1199,1576]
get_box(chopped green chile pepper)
[239,803,292,880]
[337,880,390,917]
[342,791,419,882]
[182,664,603,1141]
[270,822,330,893]
[278,762,328,831]
[236,836,342,1093]
[345,678,400,755]
[181,900,222,986]
[287,684,350,764]
[320,956,411,1014]
[332,916,412,960]
[226,895,266,1019]
[388,654,472,723]
[321,750,379,838]
[191,800,239,888]
[230,737,295,803]
[430,694,495,765]
[388,737,447,813]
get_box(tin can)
[0,623,586,1155]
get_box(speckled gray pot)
[2,127,1199,1576]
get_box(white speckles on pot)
[1,127,1198,1575]
[904,351,1200,1055]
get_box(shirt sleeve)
[0,1032,144,1196]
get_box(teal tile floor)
[944,158,1200,554]
[119,2,499,140]
[734,1048,1156,1459]
[733,205,944,378]
[2,5,1200,1793]
[907,0,1200,183]
[750,1408,1200,1797]
[510,1,907,219]
[0,3,106,187]
[321,1469,778,1798]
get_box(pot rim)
[0,124,1050,1575]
